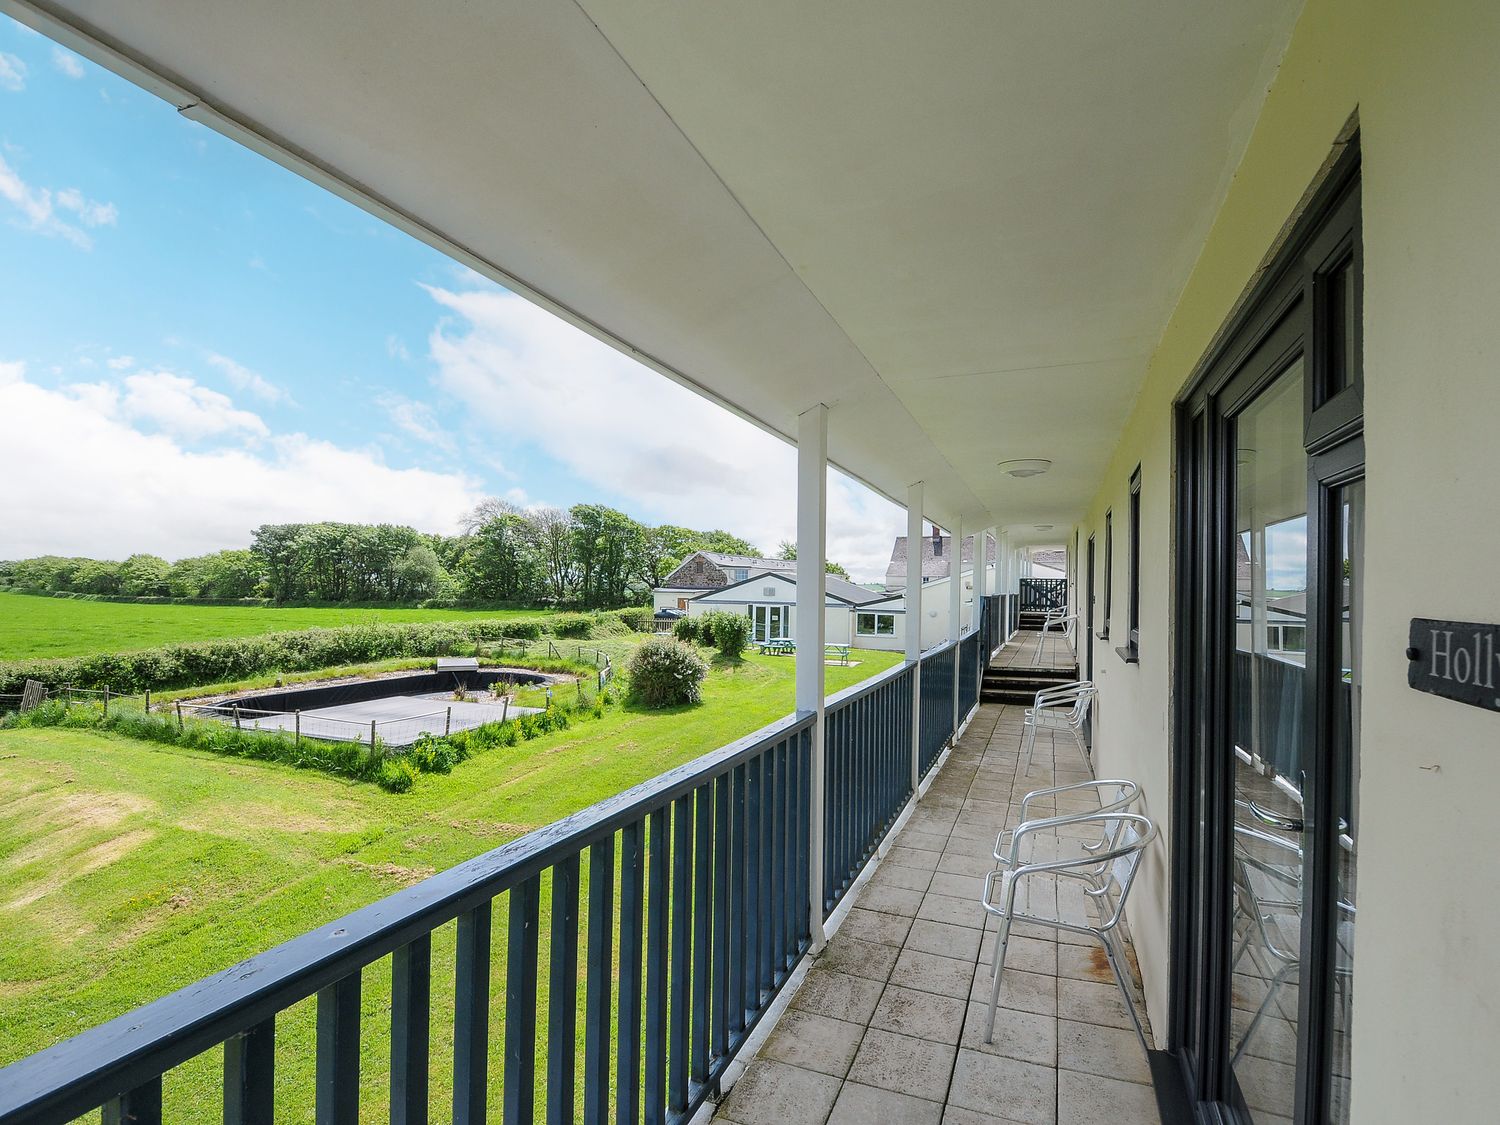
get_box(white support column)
[796,404,829,952]
[906,482,924,794]
[973,527,991,632]
[949,516,963,731]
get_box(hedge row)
[0,609,652,695]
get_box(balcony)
[709,634,1152,1125]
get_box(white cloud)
[425,286,905,580]
[377,393,455,453]
[0,154,116,249]
[203,351,287,404]
[0,365,484,558]
[0,52,25,92]
[105,355,135,371]
[120,370,269,441]
[51,46,84,80]
[55,187,117,228]
[385,334,411,362]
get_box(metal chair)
[1033,606,1077,662]
[993,779,1143,870]
[981,810,1157,1051]
[1020,681,1096,771]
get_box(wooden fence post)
[144,689,150,714]
[370,719,378,747]
[445,707,452,736]
[295,710,301,745]
[103,686,110,716]
[233,706,241,730]
[176,701,184,731]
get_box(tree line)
[0,500,792,609]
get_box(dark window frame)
[1098,510,1113,640]
[1116,465,1143,663]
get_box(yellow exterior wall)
[1075,0,1500,1118]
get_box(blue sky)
[0,17,905,579]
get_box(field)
[0,592,553,661]
[0,645,904,1117]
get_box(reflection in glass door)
[750,604,790,643]
[1229,364,1309,1120]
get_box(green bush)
[376,758,418,793]
[0,617,552,695]
[672,616,701,644]
[702,611,753,658]
[499,619,544,641]
[615,606,655,632]
[410,734,458,774]
[551,613,595,639]
[627,637,709,708]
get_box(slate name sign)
[1407,618,1500,713]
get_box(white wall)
[1071,2,1500,1118]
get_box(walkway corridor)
[710,695,1159,1125]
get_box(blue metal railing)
[958,632,982,717]
[0,647,989,1124]
[1018,577,1068,612]
[918,642,958,779]
[980,594,1003,656]
[0,714,813,1125]
[822,663,915,918]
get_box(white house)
[685,571,892,647]
[650,550,796,615]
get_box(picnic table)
[824,643,851,666]
[758,639,796,656]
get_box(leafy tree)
[772,540,851,578]
[117,554,171,597]
[461,514,540,600]
[530,507,577,603]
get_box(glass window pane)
[1230,361,1307,1119]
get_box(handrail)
[0,710,813,1123]
[822,656,909,711]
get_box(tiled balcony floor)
[988,628,1078,672]
[710,693,1158,1125]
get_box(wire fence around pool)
[168,701,465,748]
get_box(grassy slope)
[0,592,554,661]
[0,646,903,1116]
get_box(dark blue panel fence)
[822,664,915,918]
[918,642,958,780]
[1008,593,1020,635]
[1018,577,1068,612]
[0,715,813,1125]
[958,632,981,717]
[980,594,1003,657]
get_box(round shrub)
[410,735,457,774]
[705,611,752,659]
[627,637,709,708]
[672,617,700,644]
[616,607,655,632]
[550,613,595,639]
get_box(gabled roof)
[701,551,797,573]
[660,550,796,590]
[693,570,887,607]
[1030,548,1067,572]
[885,534,997,585]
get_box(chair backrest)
[1086,813,1156,927]
[1065,683,1097,725]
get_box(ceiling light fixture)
[999,458,1051,478]
[1035,525,1054,531]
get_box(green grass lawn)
[0,592,555,661]
[0,645,904,1117]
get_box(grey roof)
[702,552,798,573]
[1030,548,1067,572]
[884,534,996,586]
[696,569,888,607]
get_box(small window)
[730,568,749,582]
[856,612,897,637]
[1101,510,1113,639]
[762,586,776,597]
[1123,465,1142,662]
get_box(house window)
[730,568,749,582]
[1120,465,1142,662]
[856,612,897,637]
[1101,510,1113,639]
[763,586,777,597]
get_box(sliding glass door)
[1170,141,1362,1125]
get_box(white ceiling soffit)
[6,1,1300,531]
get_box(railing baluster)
[756,752,773,997]
[224,1017,275,1125]
[316,972,361,1125]
[547,855,580,1124]
[504,876,541,1125]
[711,773,731,1062]
[691,783,712,1086]
[668,795,692,1112]
[797,728,811,946]
[102,1076,162,1125]
[771,741,786,976]
[583,838,615,1125]
[644,807,669,1122]
[455,904,492,1125]
[744,760,761,1010]
[728,765,747,1038]
[617,822,645,1125]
